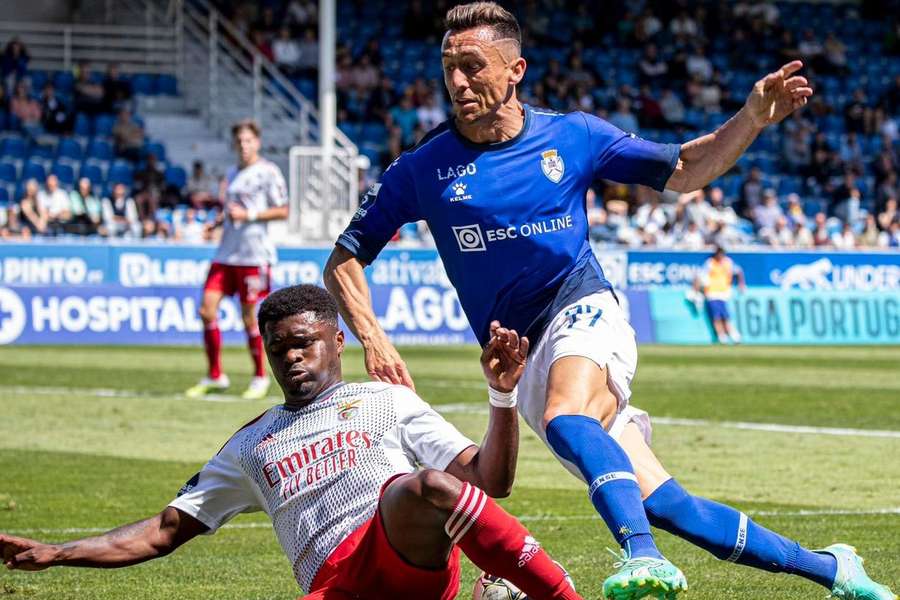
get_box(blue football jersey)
[338,105,680,345]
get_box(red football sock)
[203,321,222,379]
[446,482,581,600]
[246,324,265,377]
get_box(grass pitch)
[1,344,898,599]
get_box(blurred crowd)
[214,0,900,250]
[0,36,201,241]
[0,157,226,242]
[4,0,900,249]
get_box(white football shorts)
[516,290,652,482]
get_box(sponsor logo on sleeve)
[177,472,201,497]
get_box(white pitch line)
[649,416,900,439]
[0,385,270,404]
[434,403,900,439]
[4,386,900,439]
[7,508,899,536]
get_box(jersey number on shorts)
[564,305,603,329]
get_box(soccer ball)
[472,573,527,600]
[471,563,574,600]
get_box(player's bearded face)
[263,315,344,404]
[442,30,522,123]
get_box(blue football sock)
[545,414,661,559]
[644,479,837,589]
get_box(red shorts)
[302,475,461,600]
[203,262,271,304]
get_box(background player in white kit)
[2,285,581,600]
[186,119,289,400]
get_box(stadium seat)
[361,122,388,143]
[78,160,106,183]
[131,74,154,96]
[144,141,166,162]
[0,186,8,206]
[51,162,76,186]
[157,75,178,96]
[0,162,16,184]
[21,160,46,183]
[359,143,382,166]
[30,144,55,162]
[164,165,187,190]
[93,114,116,137]
[73,113,91,137]
[108,162,134,186]
[57,138,83,161]
[29,70,49,91]
[87,138,114,161]
[53,71,74,93]
[1,137,27,160]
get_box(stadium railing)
[0,20,177,76]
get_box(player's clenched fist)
[480,320,529,394]
[1,534,53,571]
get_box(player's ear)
[334,329,345,355]
[509,57,526,86]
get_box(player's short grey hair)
[444,2,521,49]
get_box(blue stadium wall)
[0,244,896,345]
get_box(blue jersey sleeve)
[581,113,680,192]
[336,157,421,264]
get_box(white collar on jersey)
[280,380,347,412]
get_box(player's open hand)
[745,60,814,129]
[364,338,416,390]
[1,534,54,571]
[480,321,529,393]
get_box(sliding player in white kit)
[2,285,581,600]
[186,119,289,400]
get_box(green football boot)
[602,550,688,600]
[185,374,230,398]
[821,544,897,600]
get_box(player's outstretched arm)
[1,506,207,571]
[446,321,528,498]
[666,60,813,193]
[324,245,415,389]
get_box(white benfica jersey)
[168,381,474,593]
[213,158,287,266]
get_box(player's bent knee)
[415,469,463,511]
[542,391,618,430]
[381,471,460,525]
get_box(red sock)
[203,321,222,379]
[246,324,265,377]
[446,482,581,600]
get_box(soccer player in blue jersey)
[324,3,895,599]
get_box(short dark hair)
[258,285,339,334]
[444,2,521,48]
[231,118,261,139]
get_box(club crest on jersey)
[337,398,364,421]
[540,149,565,183]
